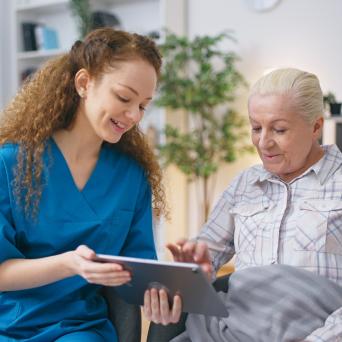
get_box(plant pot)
[330,102,342,116]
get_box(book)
[35,25,59,50]
[21,22,37,51]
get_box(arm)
[0,244,132,292]
[302,307,342,342]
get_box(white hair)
[249,68,323,124]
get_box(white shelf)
[16,0,69,13]
[17,48,67,60]
[325,116,342,123]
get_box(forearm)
[0,252,75,291]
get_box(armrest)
[102,287,141,342]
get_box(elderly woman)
[145,68,342,341]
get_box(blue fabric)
[0,140,156,341]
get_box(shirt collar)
[251,145,342,185]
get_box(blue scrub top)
[0,139,157,341]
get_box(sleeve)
[302,307,342,342]
[197,174,240,272]
[120,175,157,260]
[0,154,25,263]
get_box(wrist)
[60,251,77,278]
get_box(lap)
[55,330,106,342]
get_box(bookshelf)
[323,116,342,151]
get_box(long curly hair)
[0,28,167,219]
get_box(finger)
[194,241,209,262]
[86,271,131,285]
[166,243,182,261]
[150,288,161,324]
[159,289,171,325]
[143,290,152,320]
[76,245,96,260]
[81,260,124,274]
[182,241,197,262]
[171,294,182,323]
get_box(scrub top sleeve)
[0,155,25,263]
[120,178,156,260]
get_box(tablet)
[95,254,228,317]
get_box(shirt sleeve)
[197,174,241,272]
[0,154,25,263]
[120,175,156,260]
[303,307,342,342]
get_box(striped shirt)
[198,144,342,342]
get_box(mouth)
[262,153,281,160]
[110,119,127,132]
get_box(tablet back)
[97,255,228,317]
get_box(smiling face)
[75,58,157,144]
[248,93,324,182]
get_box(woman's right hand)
[69,245,131,286]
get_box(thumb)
[76,245,96,260]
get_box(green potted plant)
[323,91,341,116]
[157,31,253,223]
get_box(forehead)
[248,93,297,123]
[96,59,157,92]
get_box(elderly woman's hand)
[167,238,213,279]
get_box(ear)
[312,116,324,140]
[74,68,90,98]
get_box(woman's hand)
[143,288,182,325]
[70,245,131,286]
[143,239,213,325]
[167,238,213,279]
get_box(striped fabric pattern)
[171,265,342,342]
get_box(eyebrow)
[249,117,290,124]
[118,83,152,100]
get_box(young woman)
[0,28,165,341]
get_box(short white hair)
[249,68,323,124]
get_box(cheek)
[251,134,259,147]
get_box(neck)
[53,110,102,162]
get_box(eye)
[274,128,286,134]
[252,127,261,133]
[139,105,147,112]
[116,94,130,103]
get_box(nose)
[125,107,142,124]
[258,130,274,149]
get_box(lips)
[110,119,129,134]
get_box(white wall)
[188,0,342,97]
[187,0,342,234]
[0,0,13,111]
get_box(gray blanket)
[171,265,342,342]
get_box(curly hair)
[0,28,167,219]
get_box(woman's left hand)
[143,287,182,325]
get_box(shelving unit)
[10,0,167,91]
[323,116,342,151]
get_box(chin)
[103,135,122,144]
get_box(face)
[76,59,157,144]
[248,93,323,182]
